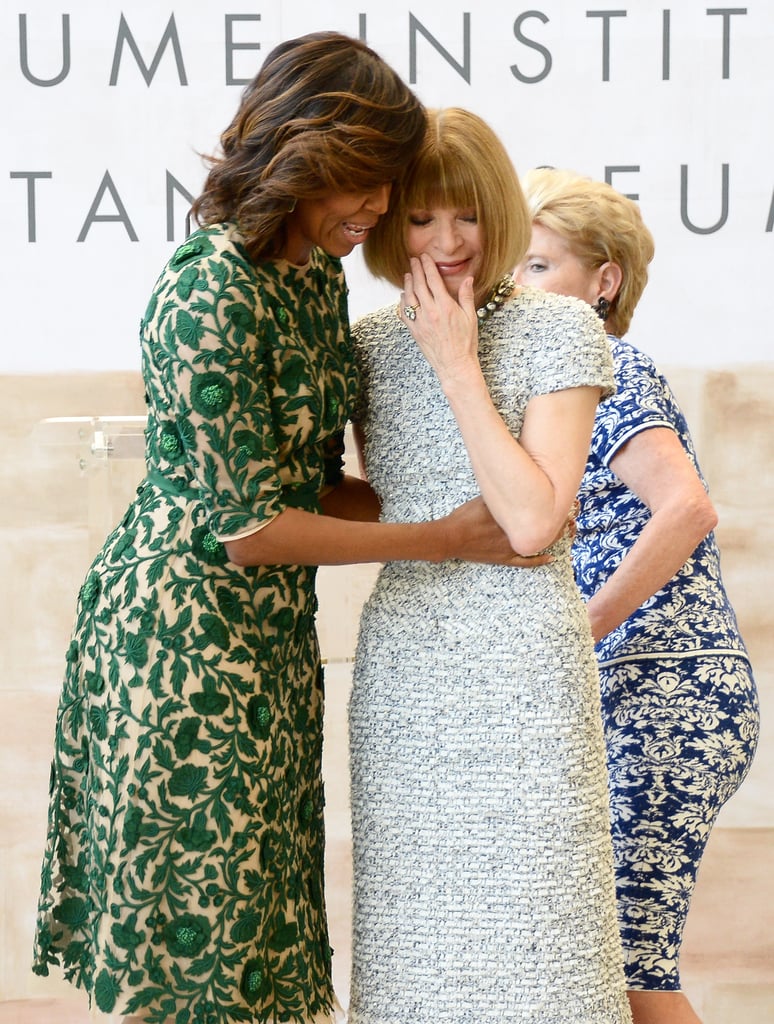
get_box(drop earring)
[592,296,610,321]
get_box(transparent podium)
[33,415,147,557]
[32,415,375,668]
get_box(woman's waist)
[596,607,750,664]
[371,553,578,608]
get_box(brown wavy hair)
[363,107,531,307]
[521,167,655,337]
[191,32,426,262]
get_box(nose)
[363,183,392,215]
[438,218,463,252]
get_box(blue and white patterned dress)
[573,335,760,991]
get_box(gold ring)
[403,303,420,321]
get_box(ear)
[597,261,623,302]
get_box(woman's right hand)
[444,496,553,567]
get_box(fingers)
[408,254,450,307]
[399,256,475,319]
[457,274,478,319]
[398,276,419,325]
[397,260,424,326]
[407,256,433,307]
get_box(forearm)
[442,371,593,554]
[446,382,553,549]
[589,425,720,642]
[586,497,717,641]
[225,506,450,567]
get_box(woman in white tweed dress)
[347,108,632,1024]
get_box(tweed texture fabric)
[347,288,632,1023]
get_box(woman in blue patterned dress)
[31,35,529,1024]
[516,167,760,1024]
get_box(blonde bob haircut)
[363,107,531,307]
[520,167,655,337]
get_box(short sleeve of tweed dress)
[519,288,616,402]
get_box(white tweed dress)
[347,287,632,1024]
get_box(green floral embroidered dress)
[32,223,358,1023]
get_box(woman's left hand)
[398,254,480,384]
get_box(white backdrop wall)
[4,1,773,372]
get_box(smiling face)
[514,222,601,304]
[405,206,484,302]
[283,184,392,265]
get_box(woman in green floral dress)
[32,33,531,1024]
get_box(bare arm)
[225,421,555,569]
[585,426,718,642]
[224,494,551,568]
[319,474,382,522]
[401,254,600,554]
[444,379,599,554]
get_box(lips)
[342,222,373,240]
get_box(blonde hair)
[520,167,655,336]
[363,108,531,306]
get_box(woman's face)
[514,223,599,305]
[284,185,392,265]
[405,205,484,302]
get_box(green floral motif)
[53,896,89,928]
[159,422,186,463]
[190,526,227,566]
[190,372,234,418]
[271,302,290,329]
[240,957,271,1005]
[176,265,203,301]
[173,717,203,758]
[122,805,147,849]
[168,764,209,800]
[169,235,215,269]
[298,794,315,827]
[85,669,105,695]
[112,914,145,950]
[94,968,120,1012]
[34,223,356,1022]
[279,353,307,394]
[163,914,211,957]
[190,688,229,716]
[79,571,101,610]
[225,301,257,336]
[111,528,137,561]
[247,695,272,740]
[178,814,217,852]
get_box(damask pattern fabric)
[32,223,358,1023]
[348,288,633,1024]
[601,654,758,988]
[574,336,749,666]
[573,336,759,989]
